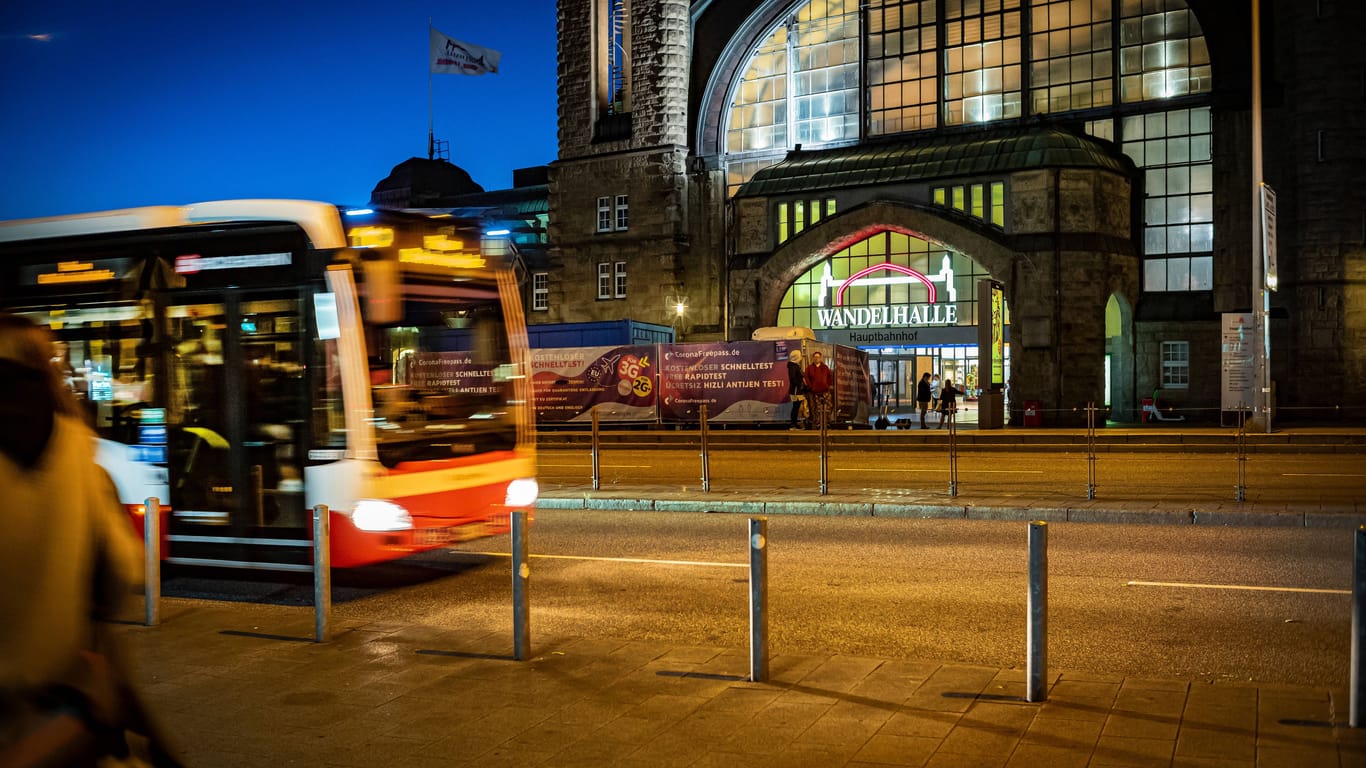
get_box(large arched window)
[720,0,1214,293]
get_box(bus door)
[164,292,309,568]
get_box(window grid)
[1160,340,1189,388]
[943,0,1024,125]
[597,262,612,299]
[532,272,549,311]
[931,181,1007,230]
[1029,0,1114,114]
[597,196,612,232]
[791,5,862,147]
[867,0,939,136]
[614,261,627,298]
[1119,1,1211,103]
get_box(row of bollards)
[137,498,1366,725]
[140,497,333,643]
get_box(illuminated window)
[1029,0,1114,114]
[970,183,985,219]
[1110,106,1213,292]
[933,187,947,205]
[943,0,1023,125]
[990,182,1005,227]
[867,0,939,136]
[597,262,612,299]
[778,203,790,243]
[724,0,861,195]
[1161,340,1189,388]
[1119,1,1211,102]
[532,272,548,311]
[952,186,966,211]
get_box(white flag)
[430,28,501,75]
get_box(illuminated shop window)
[775,229,1004,331]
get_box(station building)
[542,0,1364,424]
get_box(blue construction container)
[526,319,675,348]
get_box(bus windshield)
[363,274,518,466]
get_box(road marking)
[459,552,748,568]
[538,463,655,469]
[1127,580,1348,595]
[834,468,1044,474]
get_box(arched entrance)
[1106,293,1136,423]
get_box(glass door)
[166,293,307,555]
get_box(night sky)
[0,1,559,220]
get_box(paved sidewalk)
[115,600,1365,768]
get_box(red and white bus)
[0,200,537,569]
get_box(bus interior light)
[505,478,539,508]
[352,499,413,532]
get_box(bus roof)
[0,199,348,250]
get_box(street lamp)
[1250,0,1273,433]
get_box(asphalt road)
[164,510,1354,690]
[537,446,1366,505]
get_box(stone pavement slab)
[109,600,1366,767]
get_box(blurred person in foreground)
[0,313,181,766]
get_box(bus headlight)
[504,478,539,508]
[352,499,413,532]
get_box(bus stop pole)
[513,510,531,661]
[1027,521,1048,702]
[313,504,331,643]
[144,497,160,627]
[1351,526,1366,727]
[749,517,769,683]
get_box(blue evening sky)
[0,1,559,220]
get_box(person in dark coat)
[916,372,933,429]
[786,350,808,429]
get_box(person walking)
[786,349,808,429]
[0,313,180,766]
[916,371,933,429]
[804,350,833,429]
[938,377,964,429]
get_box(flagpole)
[428,17,434,160]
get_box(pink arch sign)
[835,262,936,306]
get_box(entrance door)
[165,292,308,566]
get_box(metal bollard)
[313,504,331,642]
[1027,521,1048,702]
[144,497,160,627]
[512,509,531,661]
[1086,402,1098,500]
[591,408,601,491]
[1235,408,1248,503]
[819,413,829,495]
[948,412,959,497]
[749,517,769,683]
[1352,526,1365,727]
[699,403,711,493]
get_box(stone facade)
[543,0,1366,422]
